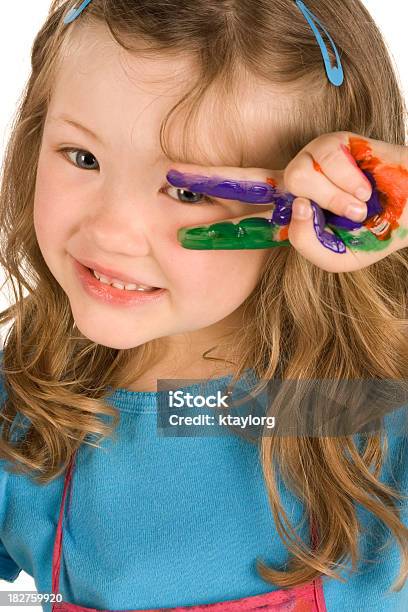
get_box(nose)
[82,186,155,257]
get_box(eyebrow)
[48,115,104,144]
[48,115,237,168]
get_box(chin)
[72,321,152,350]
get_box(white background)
[0,0,407,608]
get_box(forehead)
[49,22,290,168]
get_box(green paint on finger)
[178,218,291,250]
[331,225,408,251]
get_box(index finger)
[166,167,293,206]
[300,132,374,201]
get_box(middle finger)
[284,152,374,223]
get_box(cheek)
[33,159,79,250]
[168,248,267,311]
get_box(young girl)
[0,0,407,611]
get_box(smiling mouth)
[86,267,161,292]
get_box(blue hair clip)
[295,0,344,87]
[64,0,94,24]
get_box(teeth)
[92,269,156,291]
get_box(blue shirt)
[0,351,407,611]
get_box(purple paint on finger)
[325,169,382,230]
[362,168,382,216]
[272,195,295,225]
[311,201,347,253]
[166,169,286,204]
[325,213,362,230]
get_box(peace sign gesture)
[170,132,408,272]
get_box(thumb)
[291,197,314,221]
[289,198,347,255]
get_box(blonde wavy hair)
[1,0,408,593]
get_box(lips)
[73,256,161,288]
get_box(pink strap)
[52,449,78,595]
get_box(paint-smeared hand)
[170,131,408,272]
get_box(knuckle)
[326,192,346,213]
[284,159,310,193]
[325,130,352,142]
[338,130,355,139]
[313,146,343,168]
[313,133,334,147]
[310,132,349,164]
[312,131,346,148]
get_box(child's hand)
[171,132,408,272]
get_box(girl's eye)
[58,147,216,206]
[160,184,215,206]
[58,147,99,171]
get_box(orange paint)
[349,136,408,240]
[279,225,289,241]
[312,159,323,174]
[340,143,372,188]
[266,177,278,188]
